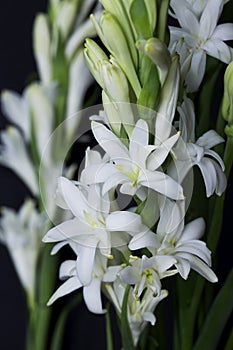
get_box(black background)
[0,1,232,350]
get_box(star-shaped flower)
[81,119,183,201]
[169,0,233,91]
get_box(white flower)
[0,127,38,195]
[120,255,177,297]
[43,177,150,286]
[81,119,183,201]
[129,199,218,283]
[47,252,120,314]
[169,0,233,91]
[178,97,227,197]
[106,279,168,345]
[0,200,48,300]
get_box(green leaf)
[194,267,233,350]
[121,285,135,350]
[50,294,83,350]
[130,0,151,39]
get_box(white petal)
[197,130,225,149]
[179,218,205,242]
[83,278,105,314]
[175,241,211,265]
[103,266,122,282]
[120,266,139,285]
[129,231,160,250]
[147,133,180,171]
[175,258,191,279]
[140,171,184,200]
[59,177,88,218]
[212,161,227,196]
[47,277,82,305]
[205,150,225,171]
[59,260,76,279]
[1,90,30,139]
[51,241,68,255]
[212,24,233,41]
[92,121,129,160]
[42,218,84,242]
[106,211,143,232]
[76,243,98,285]
[178,253,218,282]
[202,39,233,63]
[81,163,117,184]
[143,312,156,325]
[102,171,129,194]
[186,50,206,92]
[198,158,217,197]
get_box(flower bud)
[84,38,108,87]
[155,56,180,143]
[26,83,54,157]
[55,1,77,40]
[91,12,141,98]
[100,60,130,102]
[222,61,233,126]
[33,14,52,85]
[102,92,135,137]
[99,0,138,67]
[136,38,171,84]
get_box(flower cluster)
[1,0,232,348]
[42,0,230,345]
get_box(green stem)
[26,244,59,350]
[106,304,114,350]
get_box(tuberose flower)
[169,0,233,91]
[43,177,152,286]
[81,119,183,201]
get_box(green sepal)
[129,0,152,39]
[121,285,135,350]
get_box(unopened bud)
[136,38,171,84]
[91,12,141,98]
[33,14,52,85]
[222,61,233,126]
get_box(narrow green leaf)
[194,267,233,350]
[121,285,135,350]
[224,325,233,350]
[50,294,83,350]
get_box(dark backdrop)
[0,2,232,350]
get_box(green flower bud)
[222,61,233,125]
[155,56,180,143]
[99,0,138,68]
[100,59,130,102]
[102,92,135,138]
[84,38,108,87]
[129,0,154,39]
[224,124,233,137]
[53,0,78,40]
[91,12,141,99]
[33,14,52,85]
[136,38,171,84]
